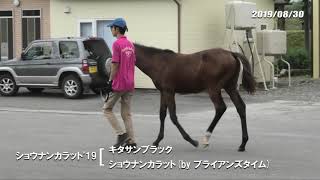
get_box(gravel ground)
[240,76,320,104]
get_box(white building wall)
[51,0,275,88]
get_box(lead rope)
[100,89,110,103]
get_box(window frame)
[22,9,41,19]
[58,41,80,59]
[22,9,42,49]
[77,19,96,38]
[77,18,115,37]
[0,10,13,18]
[77,18,116,51]
[23,41,54,61]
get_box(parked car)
[0,37,111,99]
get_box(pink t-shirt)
[111,36,136,92]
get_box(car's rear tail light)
[82,59,89,74]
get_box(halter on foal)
[134,44,255,151]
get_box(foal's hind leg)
[153,92,167,147]
[202,90,227,148]
[165,91,198,147]
[225,88,249,152]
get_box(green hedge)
[278,30,310,70]
[287,30,305,49]
[281,48,310,69]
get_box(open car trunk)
[83,38,112,88]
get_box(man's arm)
[109,63,119,81]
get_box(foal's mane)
[134,43,176,56]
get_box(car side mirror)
[21,52,26,60]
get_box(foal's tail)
[231,52,256,94]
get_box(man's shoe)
[113,133,129,148]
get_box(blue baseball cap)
[107,18,127,28]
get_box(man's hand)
[105,80,113,93]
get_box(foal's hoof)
[238,147,246,152]
[192,140,199,147]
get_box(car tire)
[0,74,19,96]
[62,75,83,99]
[27,88,44,93]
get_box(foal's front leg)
[166,91,199,147]
[201,90,227,148]
[153,92,167,147]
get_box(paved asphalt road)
[0,80,320,180]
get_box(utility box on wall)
[243,41,274,82]
[225,1,257,30]
[256,30,287,55]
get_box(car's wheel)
[62,75,83,99]
[0,74,19,96]
[27,88,44,93]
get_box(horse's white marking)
[237,58,244,90]
[205,131,212,140]
[201,131,212,148]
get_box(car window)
[59,41,79,59]
[24,42,53,60]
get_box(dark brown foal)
[134,44,255,151]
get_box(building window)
[80,22,93,37]
[0,11,13,61]
[22,10,41,49]
[23,10,40,17]
[78,19,116,50]
[0,11,13,17]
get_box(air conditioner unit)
[256,30,287,55]
[225,1,257,30]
